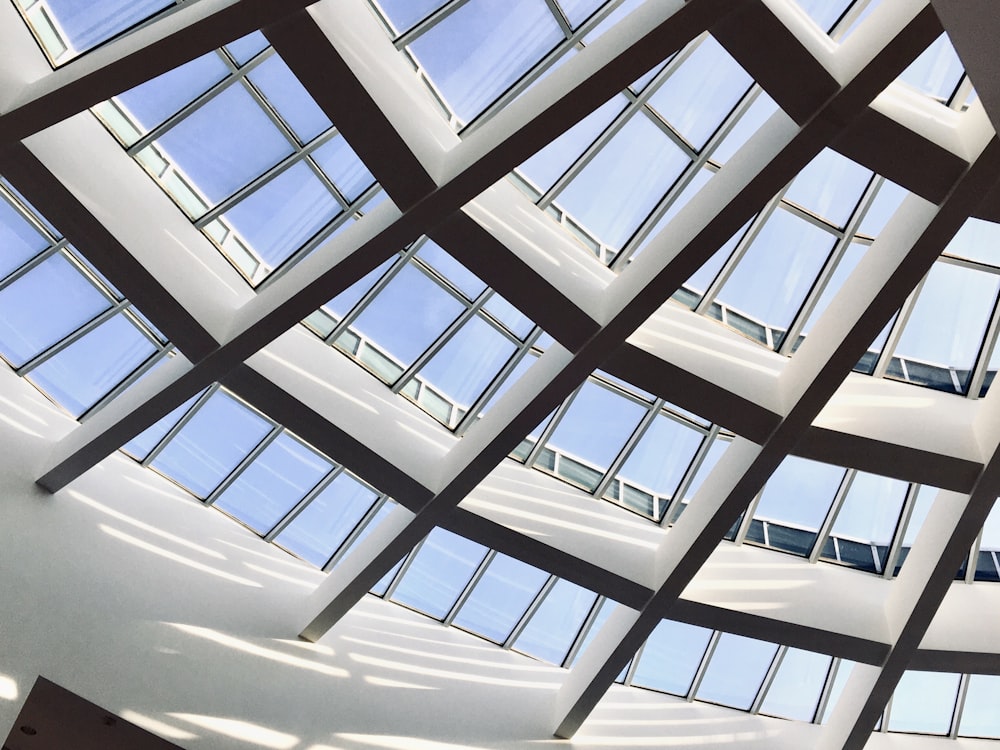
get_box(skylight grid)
[90,36,380,286]
[625,617,855,724]
[377,530,602,666]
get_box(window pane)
[546,380,646,487]
[632,619,712,696]
[760,648,831,721]
[150,392,272,497]
[514,579,597,665]
[222,162,340,271]
[0,197,50,279]
[348,263,465,368]
[0,253,110,367]
[28,313,156,417]
[153,83,294,206]
[648,36,751,150]
[248,55,331,143]
[409,0,564,123]
[453,554,548,642]
[888,671,960,734]
[696,633,778,710]
[274,474,380,567]
[392,529,488,619]
[556,113,690,251]
[959,674,1000,739]
[214,433,331,534]
[717,208,837,337]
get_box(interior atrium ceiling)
[3,0,1000,748]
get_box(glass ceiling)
[7,0,1000,744]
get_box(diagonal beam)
[0,0,320,145]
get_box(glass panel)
[670,435,729,523]
[28,313,156,417]
[888,671,960,734]
[513,579,597,665]
[858,179,908,238]
[44,0,173,55]
[696,633,778,710]
[150,391,272,497]
[944,218,1000,267]
[759,648,831,721]
[376,0,450,34]
[274,474,380,567]
[452,553,548,642]
[408,0,564,123]
[348,263,466,369]
[716,208,837,338]
[614,414,704,509]
[893,262,999,390]
[631,619,713,696]
[391,529,488,619]
[754,456,845,554]
[483,294,534,339]
[214,433,331,534]
[555,112,690,251]
[153,83,294,206]
[897,33,964,101]
[114,52,230,138]
[222,162,340,272]
[516,95,626,194]
[821,660,855,723]
[568,597,617,667]
[710,89,779,164]
[558,0,608,28]
[959,674,1000,739]
[248,55,331,143]
[783,149,872,229]
[648,36,752,150]
[546,380,647,488]
[312,136,376,203]
[0,253,111,367]
[225,32,270,65]
[121,391,202,460]
[416,241,486,300]
[825,471,907,572]
[415,315,517,414]
[0,197,51,279]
